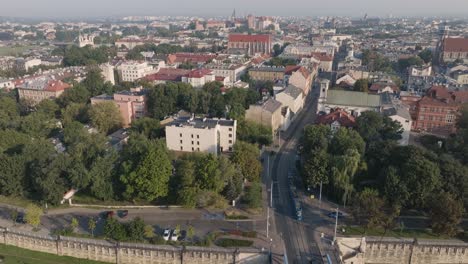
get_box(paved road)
[270,88,331,264]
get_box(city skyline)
[2,0,468,19]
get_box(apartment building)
[249,66,285,82]
[413,86,468,135]
[245,98,283,133]
[181,69,216,88]
[165,116,237,154]
[91,87,147,127]
[17,78,70,105]
[117,61,155,82]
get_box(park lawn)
[344,225,452,240]
[0,244,107,264]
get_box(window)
[229,128,233,131]
[180,140,183,144]
[446,114,455,123]
[197,141,200,145]
[191,134,194,138]
[192,147,194,151]
[197,135,200,139]
[180,146,183,150]
[229,134,232,138]
[229,147,233,151]
[419,115,425,121]
[179,133,182,137]
[229,140,232,144]
[197,147,200,151]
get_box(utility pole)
[266,206,270,238]
[270,181,273,207]
[333,207,339,244]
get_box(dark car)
[327,211,344,219]
[15,212,26,224]
[101,211,114,219]
[119,210,129,218]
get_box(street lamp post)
[266,206,270,238]
[333,207,339,244]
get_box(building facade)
[249,67,285,82]
[227,34,272,56]
[413,86,468,135]
[91,87,147,127]
[117,61,155,82]
[245,98,283,134]
[441,38,468,64]
[17,78,70,105]
[165,116,236,154]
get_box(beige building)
[91,87,147,127]
[17,78,70,105]
[275,85,304,114]
[249,67,285,82]
[165,116,237,154]
[245,98,283,133]
[100,63,115,85]
[117,61,155,82]
[453,71,468,85]
[287,66,314,95]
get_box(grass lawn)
[344,225,452,240]
[0,244,108,264]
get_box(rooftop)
[229,34,271,43]
[168,116,235,129]
[443,38,468,53]
[326,90,381,108]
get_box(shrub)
[216,238,254,247]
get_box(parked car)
[118,210,129,218]
[15,212,26,224]
[327,211,344,219]
[171,229,179,241]
[163,229,171,241]
[102,211,114,219]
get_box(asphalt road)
[271,89,327,264]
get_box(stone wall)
[337,237,468,264]
[0,228,267,264]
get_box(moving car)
[163,229,171,241]
[15,212,26,224]
[327,211,344,219]
[119,210,129,218]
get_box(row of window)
[419,114,455,123]
[420,107,455,113]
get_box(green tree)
[0,96,20,129]
[70,217,79,232]
[25,204,43,228]
[0,154,26,197]
[330,148,361,206]
[89,101,123,134]
[121,141,172,201]
[351,188,385,228]
[231,141,262,182]
[174,157,199,207]
[243,182,262,208]
[58,84,91,107]
[104,218,127,241]
[88,218,97,237]
[302,150,329,188]
[418,49,433,64]
[329,128,365,156]
[356,111,402,143]
[187,225,195,243]
[429,192,464,237]
[237,120,273,146]
[353,79,369,92]
[144,225,155,238]
[127,217,146,242]
[130,117,161,139]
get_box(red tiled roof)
[317,108,356,128]
[228,34,271,43]
[443,38,468,52]
[187,69,212,78]
[215,76,226,82]
[285,65,301,75]
[44,80,70,92]
[309,52,333,62]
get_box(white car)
[171,229,179,241]
[163,229,171,241]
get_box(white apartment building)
[15,58,42,71]
[117,61,155,82]
[165,116,237,154]
[181,69,216,88]
[207,64,247,86]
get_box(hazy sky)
[2,0,468,18]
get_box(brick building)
[413,86,468,134]
[227,34,272,56]
[17,78,70,105]
[441,38,468,64]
